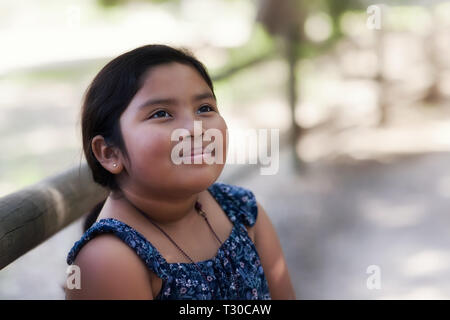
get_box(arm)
[253,202,296,300]
[65,234,154,300]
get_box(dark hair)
[81,44,215,231]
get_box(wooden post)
[375,27,389,126]
[285,32,303,170]
[0,163,108,270]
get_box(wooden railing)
[0,163,109,270]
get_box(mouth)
[181,148,214,160]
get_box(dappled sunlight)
[441,71,450,97]
[304,12,332,43]
[295,101,329,129]
[338,49,378,79]
[46,187,68,230]
[436,174,450,198]
[402,249,450,278]
[4,126,78,157]
[380,286,447,300]
[246,98,291,131]
[180,0,254,48]
[361,198,426,228]
[340,11,370,39]
[298,121,450,162]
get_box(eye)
[149,110,171,119]
[197,104,215,113]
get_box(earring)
[113,163,117,168]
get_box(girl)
[66,44,295,300]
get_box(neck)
[109,188,201,227]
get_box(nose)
[177,117,204,148]
[177,119,206,157]
[179,110,204,138]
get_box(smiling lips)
[182,147,212,158]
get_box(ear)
[91,135,123,174]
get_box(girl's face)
[117,62,227,197]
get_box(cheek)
[126,129,172,169]
[208,116,228,162]
[217,117,228,150]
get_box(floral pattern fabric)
[67,182,271,300]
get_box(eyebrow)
[137,92,216,111]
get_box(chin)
[172,163,224,193]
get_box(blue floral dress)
[66,182,271,300]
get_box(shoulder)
[209,182,258,227]
[66,234,153,299]
[251,202,297,299]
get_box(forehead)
[139,62,211,96]
[122,62,214,119]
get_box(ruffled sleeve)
[66,218,170,280]
[209,182,259,227]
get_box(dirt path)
[232,148,450,299]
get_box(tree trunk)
[285,34,303,169]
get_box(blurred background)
[1,0,450,299]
